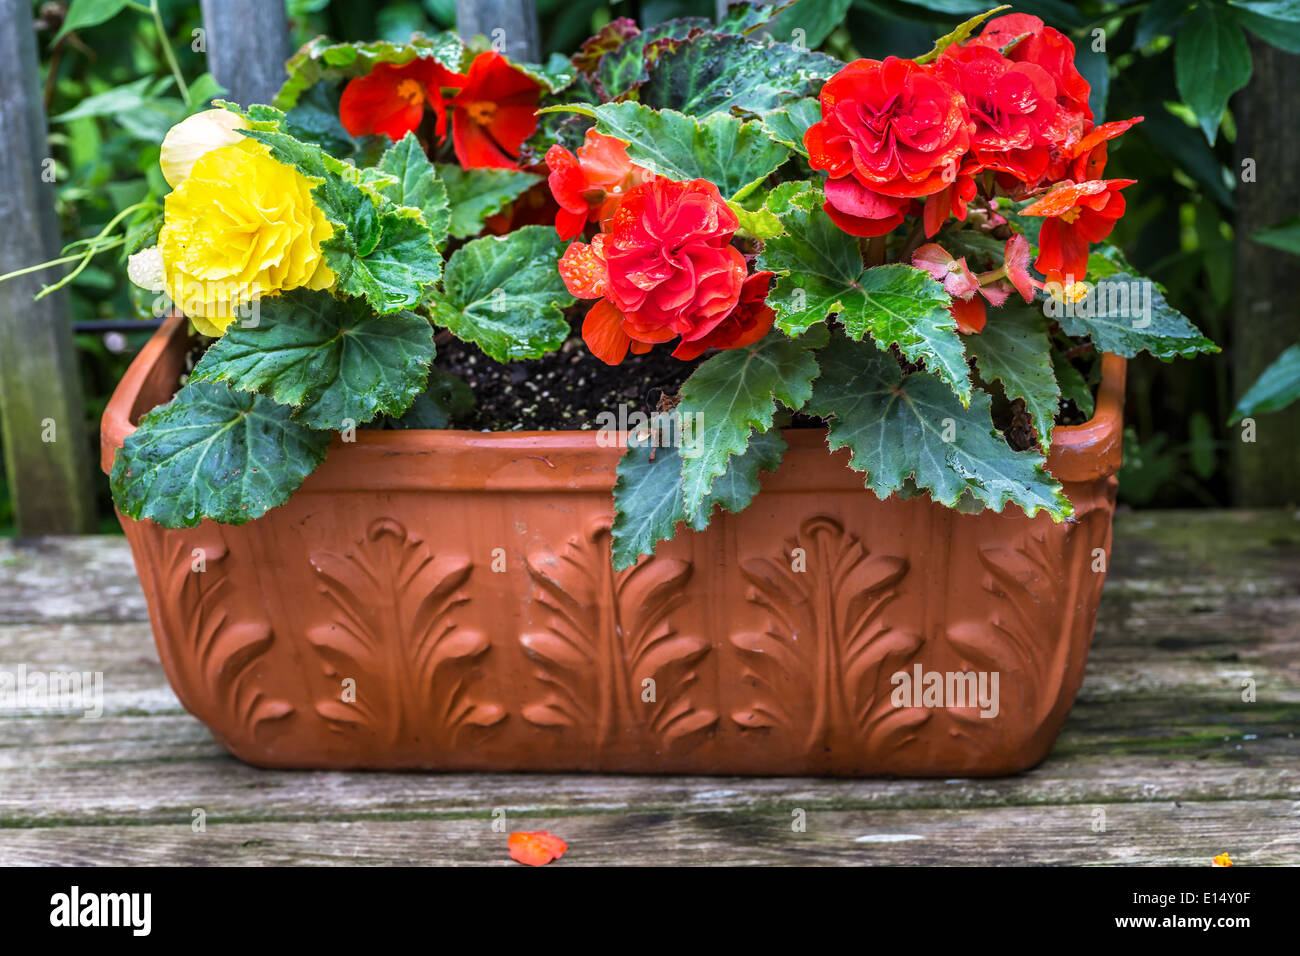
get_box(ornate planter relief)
[521,518,716,749]
[141,533,293,739]
[307,518,504,745]
[734,516,922,755]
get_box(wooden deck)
[0,510,1297,866]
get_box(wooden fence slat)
[1233,39,1300,506]
[0,0,95,535]
[455,0,540,64]
[198,0,292,107]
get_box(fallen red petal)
[509,830,569,866]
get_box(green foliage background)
[2,0,1281,531]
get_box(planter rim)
[101,314,1126,492]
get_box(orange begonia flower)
[339,58,465,142]
[1020,178,1134,285]
[451,51,542,169]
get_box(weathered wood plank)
[1,800,1295,866]
[0,744,1293,828]
[1232,39,1300,506]
[0,538,146,624]
[455,0,540,64]
[0,0,96,534]
[199,0,291,107]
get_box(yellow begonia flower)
[158,138,335,336]
[160,108,250,188]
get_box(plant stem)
[150,0,191,108]
[0,253,88,284]
[898,220,926,262]
[866,235,886,267]
[35,238,128,299]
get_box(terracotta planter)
[102,315,1125,776]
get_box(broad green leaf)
[282,83,388,164]
[915,5,1010,64]
[512,52,578,94]
[110,381,332,528]
[381,368,476,429]
[761,97,820,157]
[1229,343,1300,423]
[190,290,435,430]
[1052,349,1095,420]
[54,0,132,44]
[639,33,842,116]
[376,133,450,249]
[965,303,1059,452]
[436,164,540,239]
[275,34,468,111]
[807,335,1071,519]
[1051,273,1220,360]
[1175,3,1252,144]
[726,199,784,239]
[766,0,855,50]
[52,77,186,142]
[758,184,972,404]
[689,426,787,526]
[612,433,691,572]
[716,2,798,36]
[595,18,709,100]
[1252,216,1300,255]
[185,72,227,110]
[676,331,823,517]
[548,102,789,201]
[611,423,787,570]
[1230,1,1300,53]
[427,226,574,362]
[324,205,444,312]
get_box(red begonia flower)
[672,271,776,360]
[451,51,542,169]
[1001,233,1037,303]
[972,14,1092,139]
[806,56,972,237]
[508,831,568,866]
[922,164,979,238]
[339,58,465,142]
[1021,178,1134,284]
[951,295,987,334]
[546,129,647,240]
[581,297,632,365]
[913,243,980,299]
[560,178,747,364]
[936,43,1065,186]
[1065,116,1144,181]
